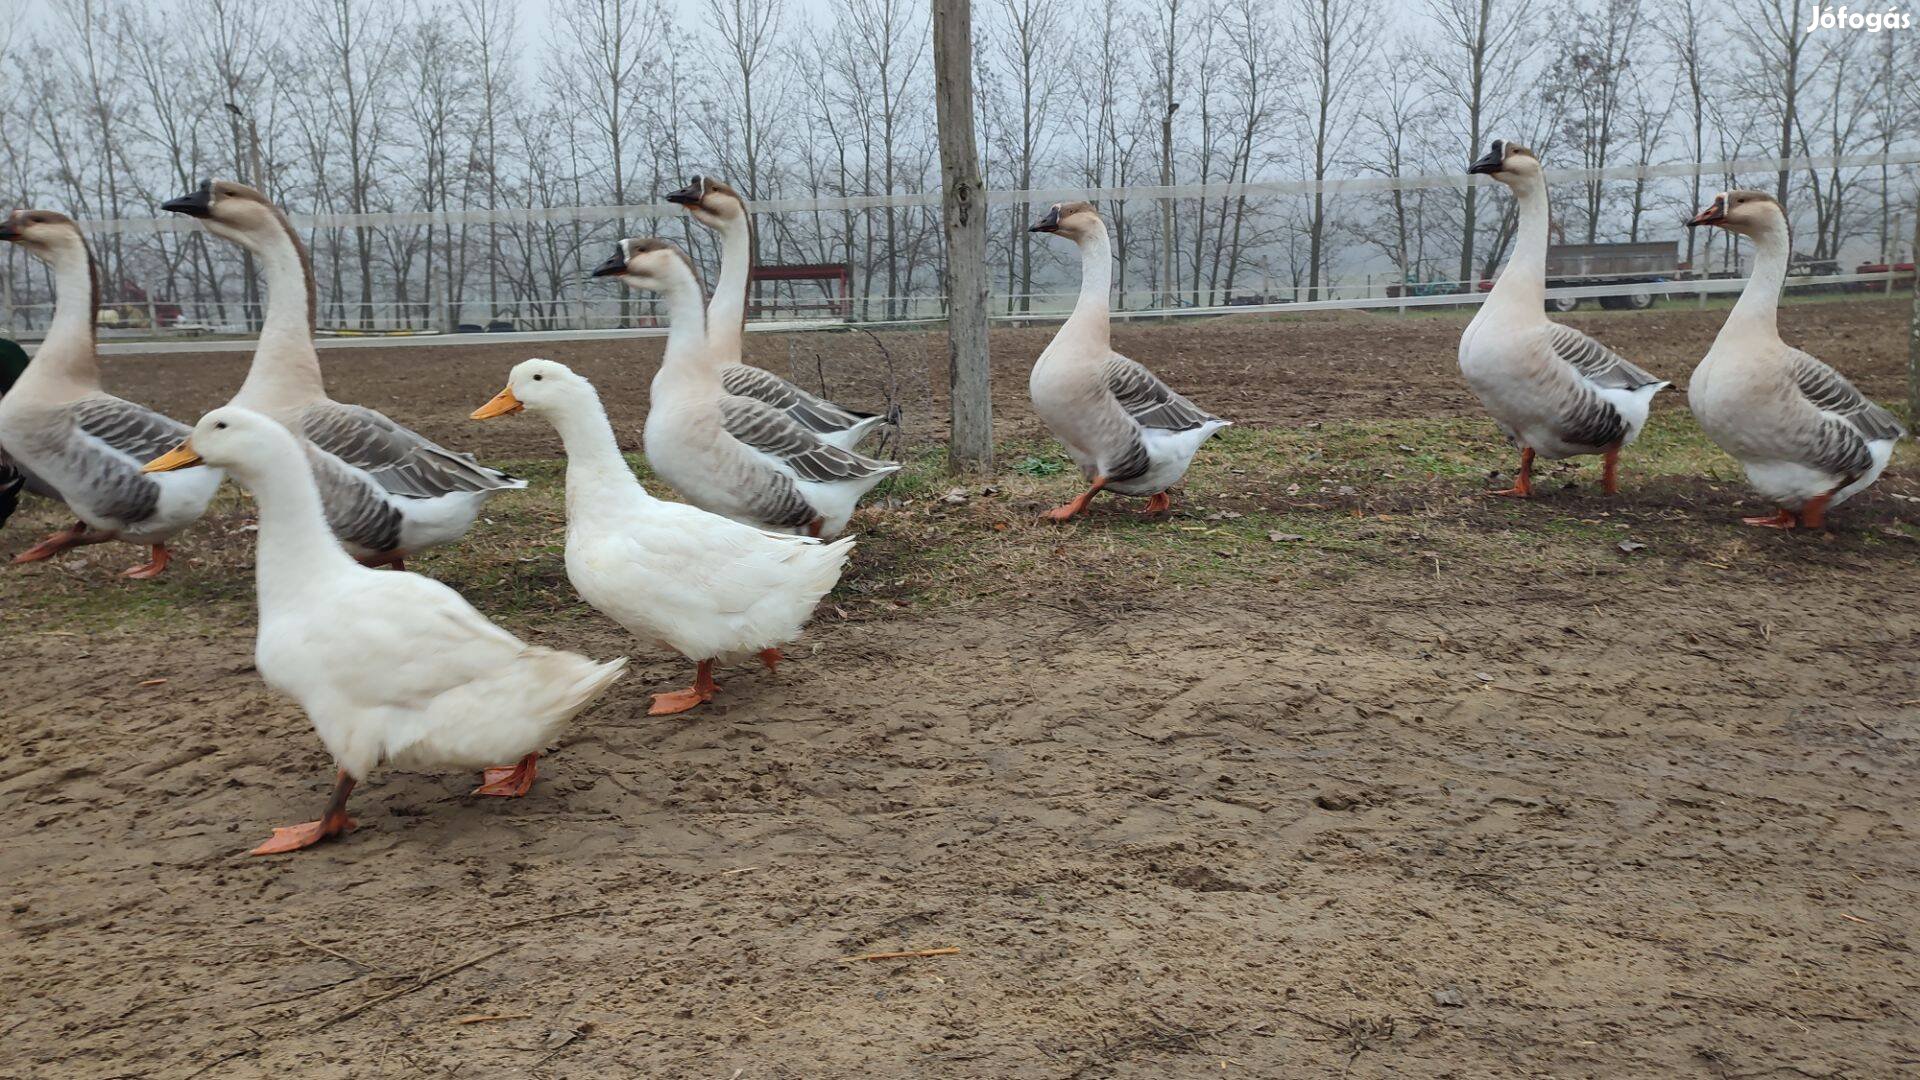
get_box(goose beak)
[1029,206,1062,233]
[0,217,18,242]
[1467,147,1504,176]
[143,441,203,472]
[664,180,703,206]
[162,182,214,218]
[470,386,524,420]
[1687,198,1727,228]
[590,250,629,278]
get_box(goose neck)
[234,218,326,409]
[241,446,359,608]
[1726,223,1788,337]
[1487,173,1549,312]
[1062,222,1113,346]
[706,214,752,364]
[20,237,102,395]
[546,397,642,506]
[657,277,717,385]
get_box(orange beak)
[143,441,203,472]
[471,386,524,420]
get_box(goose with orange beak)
[1684,190,1905,529]
[145,407,627,854]
[471,358,852,716]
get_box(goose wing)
[303,443,405,554]
[718,396,896,484]
[296,402,523,499]
[1788,348,1906,443]
[72,393,191,463]
[1545,324,1665,390]
[1102,355,1220,432]
[721,364,876,434]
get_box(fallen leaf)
[1268,532,1306,543]
[1617,540,1646,554]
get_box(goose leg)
[251,770,358,855]
[12,520,111,564]
[1741,509,1799,529]
[122,544,172,580]
[1601,444,1622,495]
[805,518,824,539]
[1141,492,1173,516]
[758,647,782,673]
[1796,488,1839,531]
[649,659,720,716]
[355,551,407,571]
[1043,476,1108,522]
[1489,449,1535,499]
[473,753,539,798]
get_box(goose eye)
[532,374,543,381]
[215,421,228,430]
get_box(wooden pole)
[933,0,994,474]
[1909,189,1919,424]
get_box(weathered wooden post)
[933,0,994,474]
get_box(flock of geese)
[0,141,1905,855]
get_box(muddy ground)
[3,301,1917,1078]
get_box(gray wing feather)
[297,402,522,499]
[304,444,404,553]
[1546,324,1666,390]
[1788,350,1906,443]
[718,397,896,485]
[1103,356,1220,432]
[71,393,192,463]
[721,365,876,434]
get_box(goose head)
[161,180,289,253]
[0,209,88,265]
[590,237,701,296]
[1466,140,1542,185]
[144,405,293,478]
[1687,190,1784,237]
[471,358,596,422]
[1029,201,1102,241]
[664,176,747,230]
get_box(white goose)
[1458,141,1669,496]
[473,359,853,715]
[1027,202,1229,520]
[591,238,899,538]
[143,408,627,854]
[0,210,223,577]
[161,181,523,568]
[1685,190,1905,529]
[664,176,889,451]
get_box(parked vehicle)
[1541,241,1675,312]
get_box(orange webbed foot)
[758,648,782,673]
[1487,486,1533,499]
[472,753,538,798]
[648,687,715,715]
[1141,492,1173,515]
[1741,510,1798,530]
[250,816,356,855]
[1042,503,1084,522]
[122,545,172,579]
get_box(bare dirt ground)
[3,301,1917,1078]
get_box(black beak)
[1030,206,1061,233]
[0,219,17,242]
[1467,146,1504,176]
[1686,198,1727,229]
[664,179,703,206]
[162,181,214,218]
[590,249,628,278]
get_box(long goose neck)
[22,235,103,395]
[1062,221,1114,349]
[243,447,358,610]
[657,273,717,386]
[548,397,644,510]
[1487,172,1549,313]
[1726,221,1788,339]
[235,215,326,408]
[705,213,751,365]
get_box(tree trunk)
[934,0,993,474]
[1909,191,1919,423]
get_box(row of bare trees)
[1,0,1916,330]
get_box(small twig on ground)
[455,1013,534,1025]
[494,905,611,932]
[838,946,960,963]
[318,943,517,1030]
[297,937,386,972]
